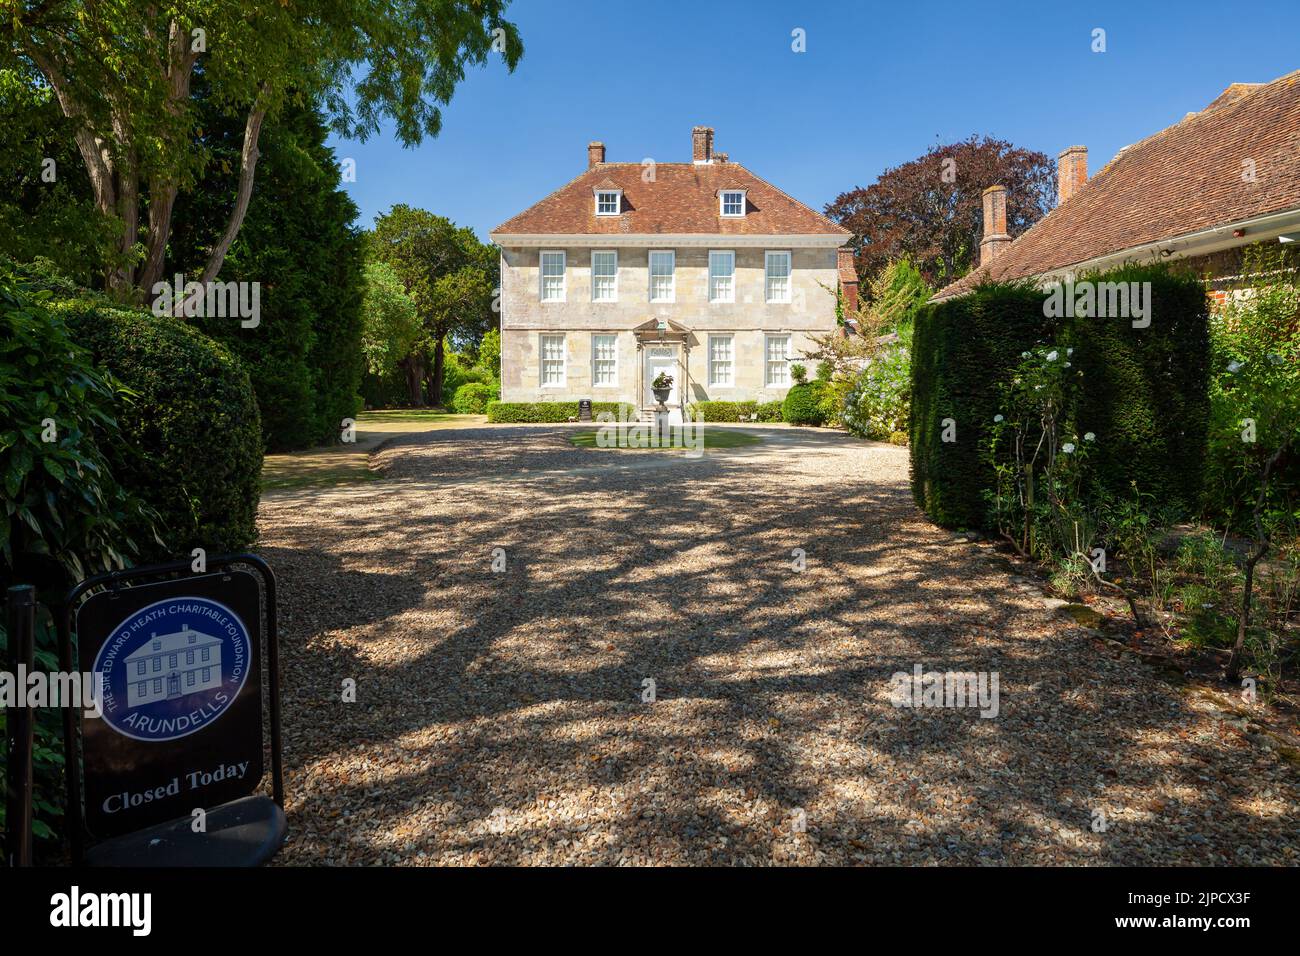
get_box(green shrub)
[443,355,496,405]
[782,382,829,426]
[486,401,635,423]
[1200,247,1300,531]
[843,343,911,440]
[755,400,783,423]
[52,296,263,562]
[0,263,156,845]
[452,381,496,414]
[0,270,153,592]
[910,266,1210,529]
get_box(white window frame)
[540,333,567,388]
[540,250,566,303]
[648,250,675,303]
[591,334,618,388]
[708,250,735,304]
[708,334,734,387]
[720,190,746,217]
[765,250,792,304]
[765,333,792,387]
[594,189,622,216]
[591,250,618,302]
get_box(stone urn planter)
[651,371,674,406]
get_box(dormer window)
[594,189,622,216]
[720,190,746,217]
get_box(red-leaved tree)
[826,135,1055,288]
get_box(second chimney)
[692,126,714,164]
[1057,145,1087,205]
[588,141,605,169]
[980,185,1011,267]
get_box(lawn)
[261,409,485,491]
[569,426,762,450]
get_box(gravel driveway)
[257,425,1300,865]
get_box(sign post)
[58,554,285,866]
[578,398,593,423]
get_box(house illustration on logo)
[123,624,223,707]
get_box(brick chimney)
[980,185,1011,266]
[838,248,859,314]
[1057,145,1087,204]
[588,141,605,169]
[692,126,714,164]
[714,152,728,164]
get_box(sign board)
[578,398,593,422]
[75,571,264,840]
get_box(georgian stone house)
[490,127,855,420]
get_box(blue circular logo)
[92,597,252,742]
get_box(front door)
[167,673,181,699]
[644,347,679,406]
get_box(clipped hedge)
[689,400,783,423]
[782,382,829,426]
[910,266,1210,528]
[690,400,757,422]
[486,400,636,423]
[911,282,1045,527]
[52,296,263,561]
[1071,264,1210,513]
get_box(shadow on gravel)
[258,429,1298,866]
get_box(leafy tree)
[361,261,421,379]
[167,97,364,450]
[3,0,522,298]
[0,66,117,284]
[476,327,501,380]
[826,135,1054,286]
[370,205,497,405]
[866,257,932,333]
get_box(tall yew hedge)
[910,282,1046,528]
[910,264,1210,528]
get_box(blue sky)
[328,0,1300,241]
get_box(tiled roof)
[492,162,850,237]
[935,70,1300,299]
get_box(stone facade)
[498,244,841,409]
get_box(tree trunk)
[179,97,267,313]
[400,353,425,407]
[139,181,179,292]
[431,336,446,407]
